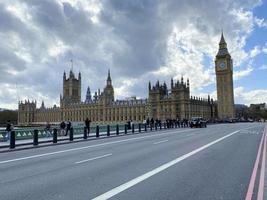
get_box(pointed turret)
[187,78,189,88]
[217,31,230,56]
[41,100,45,109]
[69,69,75,79]
[63,71,66,80]
[107,69,112,86]
[171,78,174,89]
[219,32,227,49]
[85,86,92,103]
[148,81,151,91]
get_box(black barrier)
[96,125,99,137]
[139,123,141,132]
[70,127,73,141]
[116,124,119,135]
[145,124,147,131]
[33,129,38,146]
[107,125,110,136]
[53,128,57,143]
[164,122,166,129]
[84,127,87,139]
[10,131,15,149]
[155,124,157,131]
[132,124,135,133]
[124,124,127,134]
[160,122,162,130]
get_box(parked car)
[190,117,207,128]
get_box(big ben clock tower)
[215,33,235,119]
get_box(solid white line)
[153,140,168,145]
[0,129,194,165]
[75,153,112,164]
[92,130,240,200]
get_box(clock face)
[219,61,226,69]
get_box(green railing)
[0,124,130,142]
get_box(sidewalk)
[0,127,155,152]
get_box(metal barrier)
[0,122,184,150]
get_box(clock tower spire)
[215,32,235,119]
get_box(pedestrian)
[150,118,154,129]
[66,120,71,136]
[45,121,52,138]
[60,121,66,136]
[85,118,91,136]
[5,120,12,141]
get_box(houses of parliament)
[18,34,235,125]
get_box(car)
[190,117,207,128]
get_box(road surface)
[0,123,266,200]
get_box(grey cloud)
[0,0,263,109]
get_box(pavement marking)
[92,129,241,200]
[245,126,265,200]
[257,125,266,200]
[185,133,195,137]
[153,140,168,145]
[75,153,112,164]
[0,129,194,165]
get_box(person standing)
[66,120,71,136]
[5,120,12,141]
[85,118,91,136]
[45,121,51,138]
[60,121,66,136]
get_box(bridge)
[0,123,266,199]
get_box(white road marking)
[92,129,241,200]
[0,129,194,165]
[75,153,112,164]
[153,140,168,145]
[185,133,195,137]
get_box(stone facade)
[18,70,216,125]
[148,78,216,121]
[215,33,235,119]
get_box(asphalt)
[0,123,265,200]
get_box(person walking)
[60,121,66,136]
[5,120,12,141]
[66,120,71,136]
[85,118,91,136]
[45,121,52,138]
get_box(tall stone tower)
[215,33,235,119]
[61,70,81,105]
[103,69,114,105]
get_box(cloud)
[235,87,267,105]
[0,0,265,109]
[249,46,261,58]
[259,65,267,70]
[255,17,267,28]
[234,65,254,80]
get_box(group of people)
[59,120,72,136]
[144,117,190,129]
[3,116,190,142]
[44,118,91,137]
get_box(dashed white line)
[75,153,112,164]
[0,129,194,165]
[153,140,168,145]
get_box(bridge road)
[0,123,265,200]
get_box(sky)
[0,0,267,110]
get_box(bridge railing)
[0,121,187,149]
